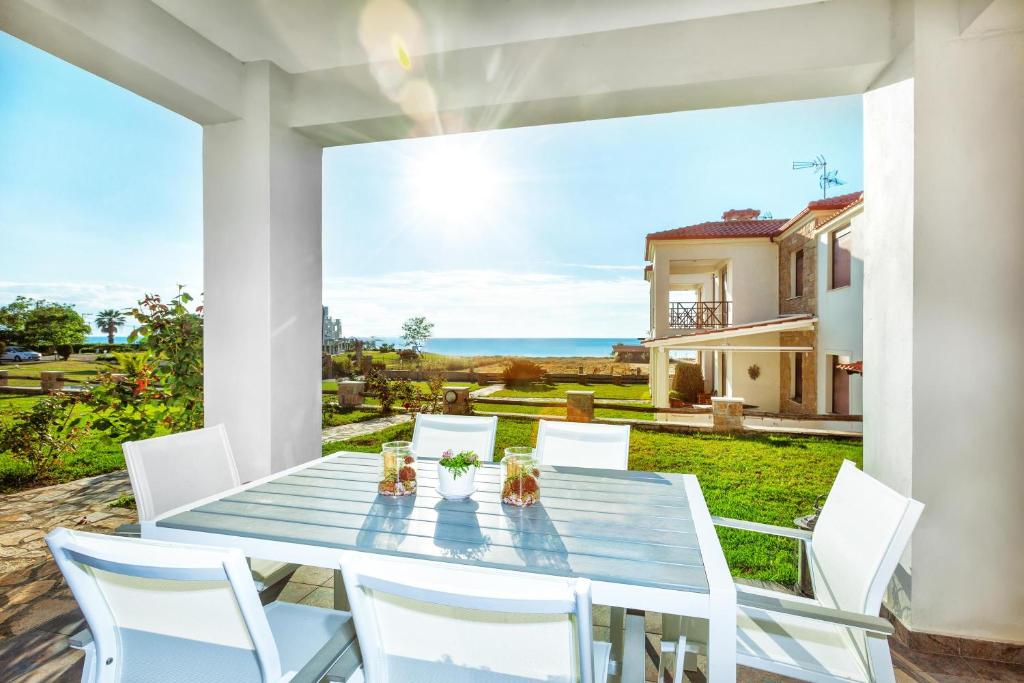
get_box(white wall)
[816,206,865,414]
[727,334,781,412]
[649,239,779,338]
[864,2,1024,643]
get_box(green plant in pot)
[437,449,480,500]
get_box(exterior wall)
[777,217,818,316]
[778,330,817,415]
[720,331,781,413]
[816,207,865,415]
[648,239,779,339]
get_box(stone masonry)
[779,330,817,415]
[778,220,817,316]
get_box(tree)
[0,296,34,345]
[21,302,90,349]
[94,309,128,345]
[400,316,434,355]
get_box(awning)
[837,360,863,374]
[643,315,816,351]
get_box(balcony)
[669,301,730,329]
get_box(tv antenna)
[792,155,845,198]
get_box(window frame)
[830,226,852,290]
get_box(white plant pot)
[437,462,477,500]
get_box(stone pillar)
[322,353,333,380]
[337,380,365,407]
[360,356,373,377]
[0,370,7,387]
[203,61,323,481]
[566,391,595,423]
[711,396,744,433]
[442,386,471,415]
[40,371,65,393]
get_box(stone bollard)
[442,386,471,415]
[0,370,7,387]
[566,390,595,423]
[337,380,366,407]
[711,396,744,432]
[40,371,65,393]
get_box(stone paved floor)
[320,412,413,443]
[3,472,1022,681]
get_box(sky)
[0,31,864,338]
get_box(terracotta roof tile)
[774,191,864,237]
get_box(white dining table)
[142,451,737,682]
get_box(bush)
[56,345,73,360]
[502,358,546,386]
[672,361,705,403]
[397,349,418,362]
[332,355,353,378]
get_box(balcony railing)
[669,301,730,329]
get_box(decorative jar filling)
[378,441,416,496]
[501,448,540,507]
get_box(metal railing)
[669,301,731,329]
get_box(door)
[831,356,850,415]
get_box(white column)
[203,62,323,481]
[651,348,670,408]
[864,2,1024,644]
[652,248,671,338]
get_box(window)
[791,249,804,298]
[831,228,852,289]
[790,352,803,403]
[831,355,850,415]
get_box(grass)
[322,380,480,393]
[1,359,113,387]
[492,382,650,401]
[322,417,861,585]
[322,406,383,427]
[474,404,657,422]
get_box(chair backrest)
[340,551,597,683]
[411,414,499,461]
[123,425,241,521]
[535,420,630,470]
[46,528,281,683]
[810,460,924,617]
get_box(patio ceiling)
[1,0,898,145]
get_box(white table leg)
[706,593,736,682]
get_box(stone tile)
[909,630,961,657]
[298,586,335,609]
[291,564,334,586]
[0,629,82,682]
[961,639,1024,667]
[892,641,983,683]
[277,581,317,605]
[966,659,1024,682]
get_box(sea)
[88,336,641,358]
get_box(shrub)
[672,361,705,403]
[0,392,85,483]
[397,348,418,362]
[502,358,546,386]
[332,355,353,378]
[56,345,73,360]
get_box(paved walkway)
[320,413,413,443]
[469,383,506,397]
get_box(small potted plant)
[437,449,480,500]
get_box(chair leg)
[660,614,689,683]
[620,609,646,683]
[334,569,350,611]
[609,606,625,680]
[866,633,897,683]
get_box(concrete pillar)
[566,391,594,423]
[711,397,743,433]
[442,386,471,415]
[203,61,323,482]
[337,380,365,407]
[0,370,7,387]
[863,3,1024,644]
[652,248,671,338]
[650,347,670,409]
[40,371,64,392]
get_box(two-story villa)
[643,192,864,416]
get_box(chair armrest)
[68,628,93,649]
[737,591,894,635]
[289,620,359,683]
[712,516,812,541]
[113,523,141,537]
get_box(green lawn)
[323,417,861,585]
[492,382,650,401]
[475,403,656,421]
[1,359,113,387]
[322,380,480,393]
[322,406,383,427]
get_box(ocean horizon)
[87,335,643,358]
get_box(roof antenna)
[792,155,845,198]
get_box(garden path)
[320,413,413,443]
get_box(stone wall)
[778,221,818,316]
[779,330,817,414]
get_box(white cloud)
[323,269,649,337]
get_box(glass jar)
[379,441,416,496]
[501,447,540,507]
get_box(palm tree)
[94,309,127,345]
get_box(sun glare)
[405,141,506,233]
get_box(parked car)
[1,346,42,362]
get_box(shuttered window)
[831,228,852,289]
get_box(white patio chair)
[411,413,499,461]
[121,425,298,595]
[670,460,924,683]
[334,550,612,683]
[46,528,356,683]
[534,420,631,471]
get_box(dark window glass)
[832,229,852,289]
[793,353,803,403]
[794,249,804,297]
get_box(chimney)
[722,208,761,221]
